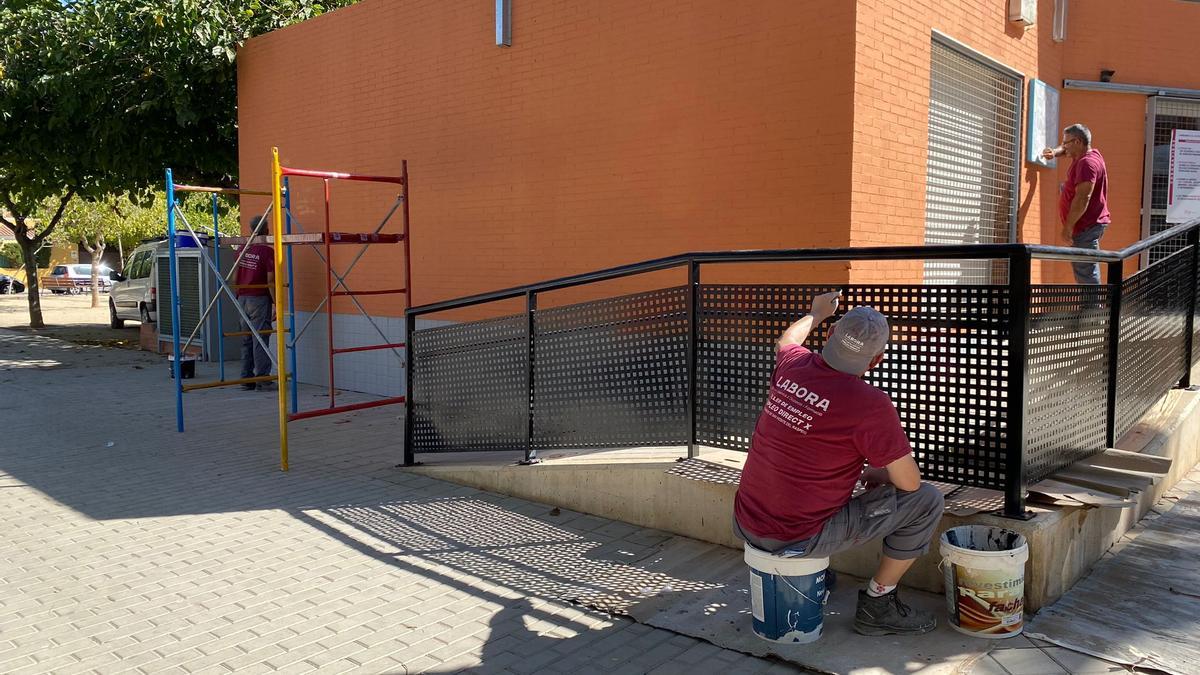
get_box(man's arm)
[1062,181,1095,241]
[860,454,921,492]
[1042,146,1065,161]
[266,270,276,305]
[882,455,922,492]
[777,291,840,353]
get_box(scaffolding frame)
[267,148,412,469]
[164,150,411,472]
[165,172,280,433]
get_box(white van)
[109,241,164,328]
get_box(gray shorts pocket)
[859,485,897,519]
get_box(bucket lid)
[744,544,829,576]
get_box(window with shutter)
[923,37,1022,285]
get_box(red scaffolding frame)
[227,154,411,468]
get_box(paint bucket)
[743,544,829,644]
[168,353,197,379]
[940,525,1029,639]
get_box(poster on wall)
[1168,129,1200,224]
[1026,79,1060,168]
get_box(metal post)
[211,194,224,382]
[401,160,412,317]
[1180,226,1199,388]
[1104,260,1125,448]
[167,170,184,433]
[1002,250,1032,519]
[686,260,700,459]
[271,148,290,471]
[322,178,335,409]
[403,310,416,466]
[284,177,299,413]
[522,290,538,464]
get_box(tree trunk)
[18,238,44,328]
[86,241,104,308]
[117,238,125,272]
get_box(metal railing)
[403,217,1200,517]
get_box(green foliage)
[0,0,355,323]
[0,241,22,267]
[52,191,242,259]
[0,0,358,213]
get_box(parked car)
[43,264,113,294]
[109,242,162,328]
[0,274,24,294]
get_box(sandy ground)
[0,292,142,349]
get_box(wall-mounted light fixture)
[1100,69,1116,83]
[496,0,512,47]
[1052,0,1067,42]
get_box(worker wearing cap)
[733,291,944,636]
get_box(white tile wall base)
[286,312,449,398]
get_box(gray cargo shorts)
[735,483,945,561]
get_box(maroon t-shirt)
[235,244,273,297]
[734,345,913,542]
[1060,149,1111,236]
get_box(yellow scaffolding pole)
[272,147,290,471]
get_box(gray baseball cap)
[821,306,890,375]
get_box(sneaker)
[240,383,257,391]
[256,381,277,391]
[853,589,936,636]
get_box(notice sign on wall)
[1168,129,1200,224]
[1026,79,1060,168]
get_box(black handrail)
[404,216,1200,519]
[407,217,1200,317]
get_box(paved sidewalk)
[0,330,799,674]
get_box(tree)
[0,0,356,327]
[53,191,241,308]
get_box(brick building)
[237,0,1200,395]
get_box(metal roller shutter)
[923,37,1022,285]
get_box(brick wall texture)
[237,0,1200,310]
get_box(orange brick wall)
[848,0,1060,283]
[1050,0,1200,281]
[238,0,858,317]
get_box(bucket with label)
[940,525,1029,638]
[743,544,829,644]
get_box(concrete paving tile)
[969,655,1012,675]
[1041,647,1127,673]
[991,648,1069,675]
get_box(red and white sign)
[1168,129,1200,224]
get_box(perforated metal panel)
[532,287,688,448]
[1024,285,1111,483]
[697,284,1011,490]
[924,38,1022,285]
[1146,98,1200,265]
[410,315,528,453]
[1115,247,1191,438]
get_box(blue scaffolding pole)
[166,170,184,432]
[284,177,299,414]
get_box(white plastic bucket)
[744,544,829,644]
[940,525,1029,639]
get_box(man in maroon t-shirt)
[235,216,275,390]
[1043,123,1111,284]
[733,291,944,636]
